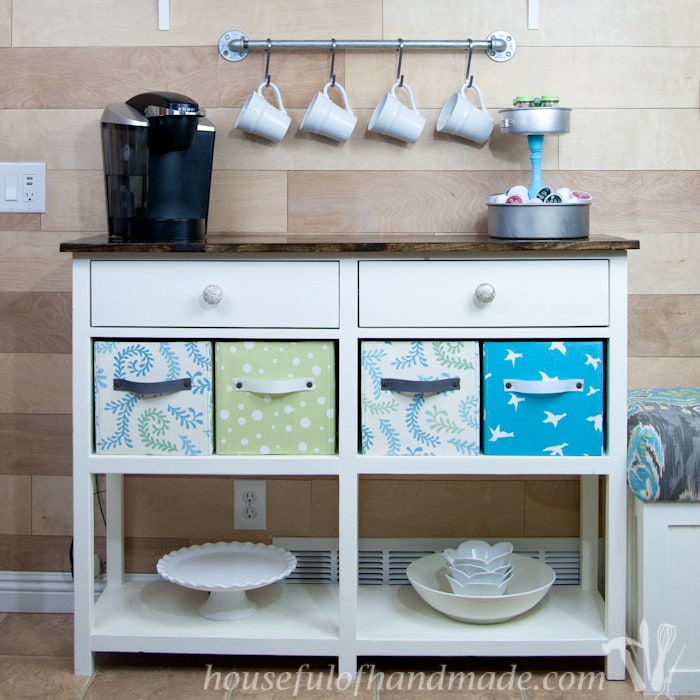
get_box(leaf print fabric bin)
[482,340,605,456]
[215,341,336,455]
[94,341,213,455]
[360,341,480,456]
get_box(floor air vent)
[273,537,582,586]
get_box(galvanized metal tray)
[487,202,589,239]
[499,107,571,135]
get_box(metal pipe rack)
[218,30,516,63]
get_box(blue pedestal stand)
[527,133,545,199]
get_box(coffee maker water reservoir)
[101,92,215,242]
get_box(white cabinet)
[63,238,637,679]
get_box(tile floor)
[0,611,697,699]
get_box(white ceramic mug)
[368,80,425,143]
[436,81,494,144]
[300,80,357,142]
[234,81,291,142]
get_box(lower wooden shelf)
[357,585,609,657]
[91,581,340,656]
[90,579,609,663]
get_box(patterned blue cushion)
[627,388,700,502]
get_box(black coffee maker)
[101,91,215,243]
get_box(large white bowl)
[157,541,297,621]
[407,552,555,623]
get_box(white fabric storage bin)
[94,340,213,455]
[360,340,480,456]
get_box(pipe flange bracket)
[219,30,249,62]
[487,30,517,62]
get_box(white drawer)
[359,259,609,327]
[91,260,340,328]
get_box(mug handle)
[324,81,353,113]
[257,80,288,114]
[463,81,488,114]
[391,80,418,113]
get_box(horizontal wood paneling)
[629,233,700,295]
[561,110,700,171]
[124,537,189,575]
[31,476,72,536]
[358,479,525,538]
[0,213,40,231]
[14,0,700,50]
[208,171,287,233]
[0,232,76,293]
[0,476,32,534]
[13,0,383,48]
[383,0,699,47]
[42,172,106,233]
[0,354,71,414]
[0,414,72,476]
[628,358,700,389]
[0,48,219,109]
[524,481,580,537]
[0,534,74,572]
[629,295,700,356]
[288,170,698,234]
[0,1,10,47]
[0,293,71,353]
[124,476,234,540]
[0,109,102,169]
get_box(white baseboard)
[0,572,78,613]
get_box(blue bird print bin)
[482,340,605,456]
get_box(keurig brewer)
[101,92,215,243]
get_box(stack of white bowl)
[442,540,514,596]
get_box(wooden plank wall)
[0,1,697,573]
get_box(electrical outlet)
[0,162,46,212]
[234,479,267,530]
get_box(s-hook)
[264,38,272,86]
[329,38,337,87]
[396,38,405,87]
[465,39,474,88]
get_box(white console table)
[61,234,638,678]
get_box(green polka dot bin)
[215,341,337,455]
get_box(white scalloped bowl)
[407,552,555,623]
[443,540,513,569]
[157,541,297,621]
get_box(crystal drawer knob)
[475,282,496,304]
[202,284,224,305]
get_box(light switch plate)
[0,162,46,213]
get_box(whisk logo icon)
[602,620,685,698]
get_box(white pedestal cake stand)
[157,541,297,621]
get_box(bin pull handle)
[381,377,461,394]
[504,378,584,394]
[234,378,315,394]
[113,378,192,395]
